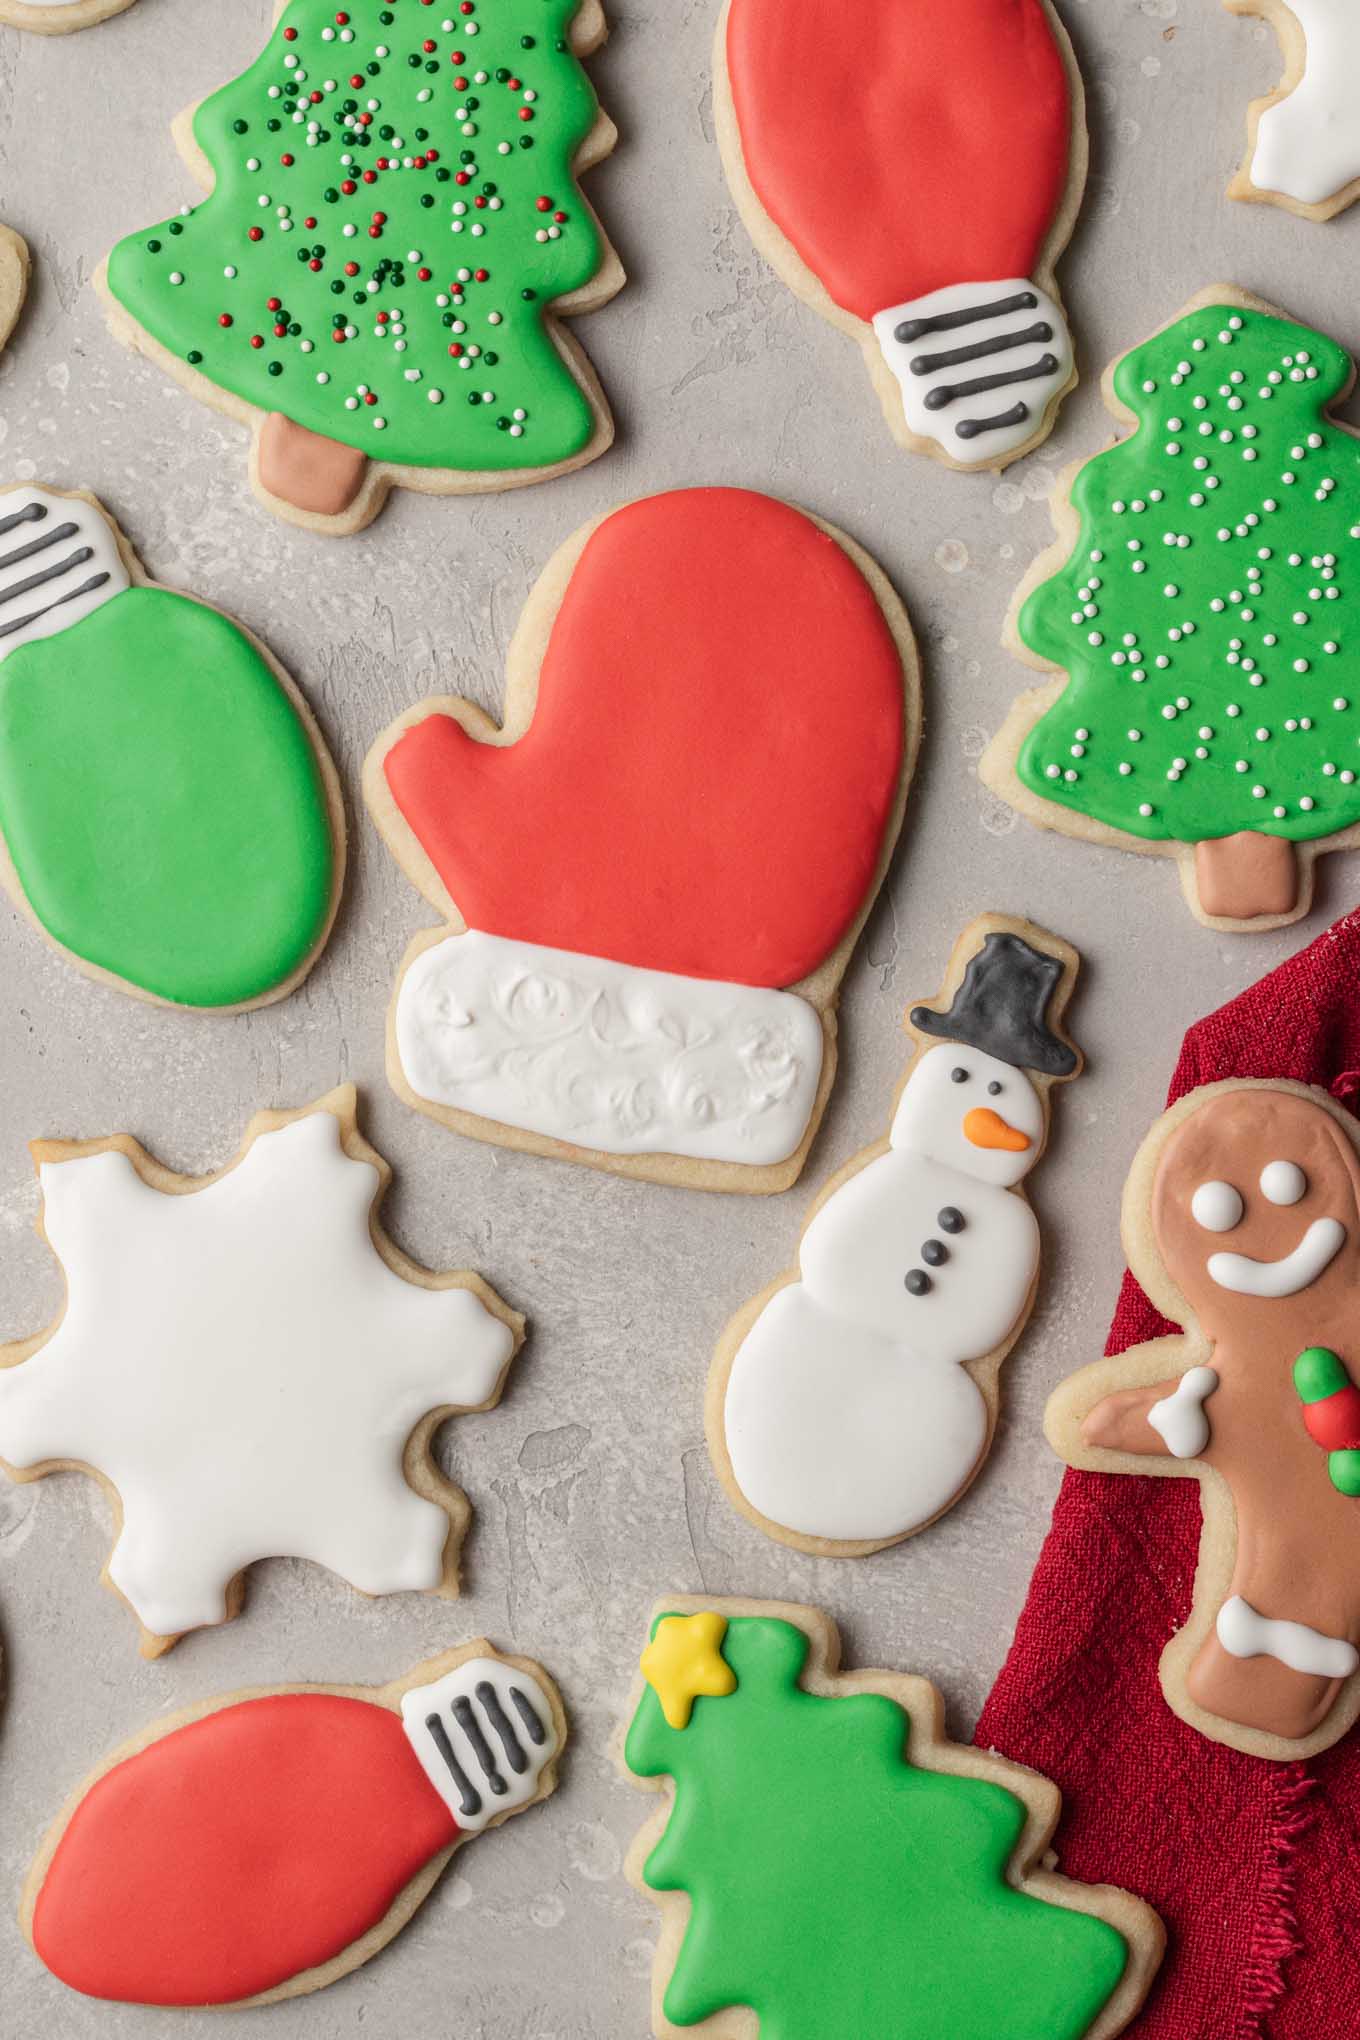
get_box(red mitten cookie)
[365,487,919,1191]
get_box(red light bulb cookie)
[716,0,1087,470]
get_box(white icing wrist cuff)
[401,1658,557,1834]
[1148,1366,1218,1460]
[1216,1596,1360,1681]
[871,278,1072,464]
[395,929,825,1166]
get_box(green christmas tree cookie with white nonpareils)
[983,289,1360,927]
[622,1601,1163,2040]
[100,0,621,535]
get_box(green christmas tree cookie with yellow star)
[622,1600,1163,2040]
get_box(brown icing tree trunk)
[1194,832,1298,921]
[257,413,367,520]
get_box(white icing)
[872,277,1072,463]
[401,1657,558,1836]
[1216,1595,1359,1680]
[0,487,129,658]
[0,1111,515,1638]
[1191,1179,1244,1233]
[1260,1159,1307,1206]
[723,1044,1043,1543]
[1250,0,1360,206]
[396,929,825,1167]
[1148,1365,1219,1459]
[1208,1216,1345,1297]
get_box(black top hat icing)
[910,932,1079,1078]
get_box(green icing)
[107,0,604,471]
[0,588,334,1007]
[1016,304,1360,844]
[625,1614,1129,2040]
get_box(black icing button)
[937,1207,965,1233]
[904,1270,933,1297]
[921,1239,948,1267]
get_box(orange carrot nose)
[963,1107,1031,1152]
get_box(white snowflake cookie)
[0,1087,521,1653]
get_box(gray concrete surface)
[0,0,1354,2031]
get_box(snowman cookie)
[1048,1078,1360,1759]
[23,1640,564,2007]
[365,487,919,1192]
[0,228,28,356]
[0,0,136,31]
[0,1087,522,1655]
[708,916,1081,1554]
[716,0,1087,471]
[0,482,342,1008]
[1226,1,1360,219]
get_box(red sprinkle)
[535,196,552,212]
[518,108,533,122]
[267,297,282,311]
[474,267,489,281]
[248,227,264,241]
[448,342,464,356]
[218,313,233,327]
[250,334,265,349]
[281,154,295,166]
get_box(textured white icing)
[401,1657,558,1835]
[0,487,129,656]
[0,1111,515,1638]
[872,277,1072,463]
[1217,1595,1359,1679]
[723,1043,1043,1543]
[1250,1,1360,206]
[395,929,825,1166]
[1208,1216,1345,1297]
[1148,1365,1218,1459]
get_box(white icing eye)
[1260,1160,1306,1206]
[1191,1180,1243,1232]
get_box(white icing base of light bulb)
[400,1657,558,1835]
[871,277,1072,464]
[395,929,825,1166]
[0,486,128,658]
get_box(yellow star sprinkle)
[641,1611,738,1730]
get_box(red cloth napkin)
[975,907,1360,2039]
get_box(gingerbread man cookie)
[715,0,1087,471]
[1225,0,1360,220]
[23,1641,563,2006]
[1048,1078,1360,1758]
[0,1088,521,1655]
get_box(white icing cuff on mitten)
[1216,1596,1360,1680]
[0,487,128,657]
[871,278,1072,463]
[395,929,825,1166]
[401,1658,558,1834]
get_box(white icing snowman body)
[723,1043,1044,1543]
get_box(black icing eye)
[937,1207,965,1233]
[988,1080,1003,1096]
[905,1269,932,1296]
[950,1067,969,1084]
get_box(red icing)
[32,1694,458,2007]
[726,0,1072,320]
[1304,1386,1360,1453]
[383,489,906,988]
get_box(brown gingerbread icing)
[257,414,367,519]
[1082,1086,1360,1745]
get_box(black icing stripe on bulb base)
[0,490,129,653]
[400,1657,557,1835]
[873,279,1072,462]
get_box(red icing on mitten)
[382,489,906,988]
[725,0,1072,318]
[32,1696,456,2007]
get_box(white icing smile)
[1207,1217,1345,1298]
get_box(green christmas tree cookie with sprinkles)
[99,0,621,536]
[622,1600,1164,2040]
[983,289,1360,927]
